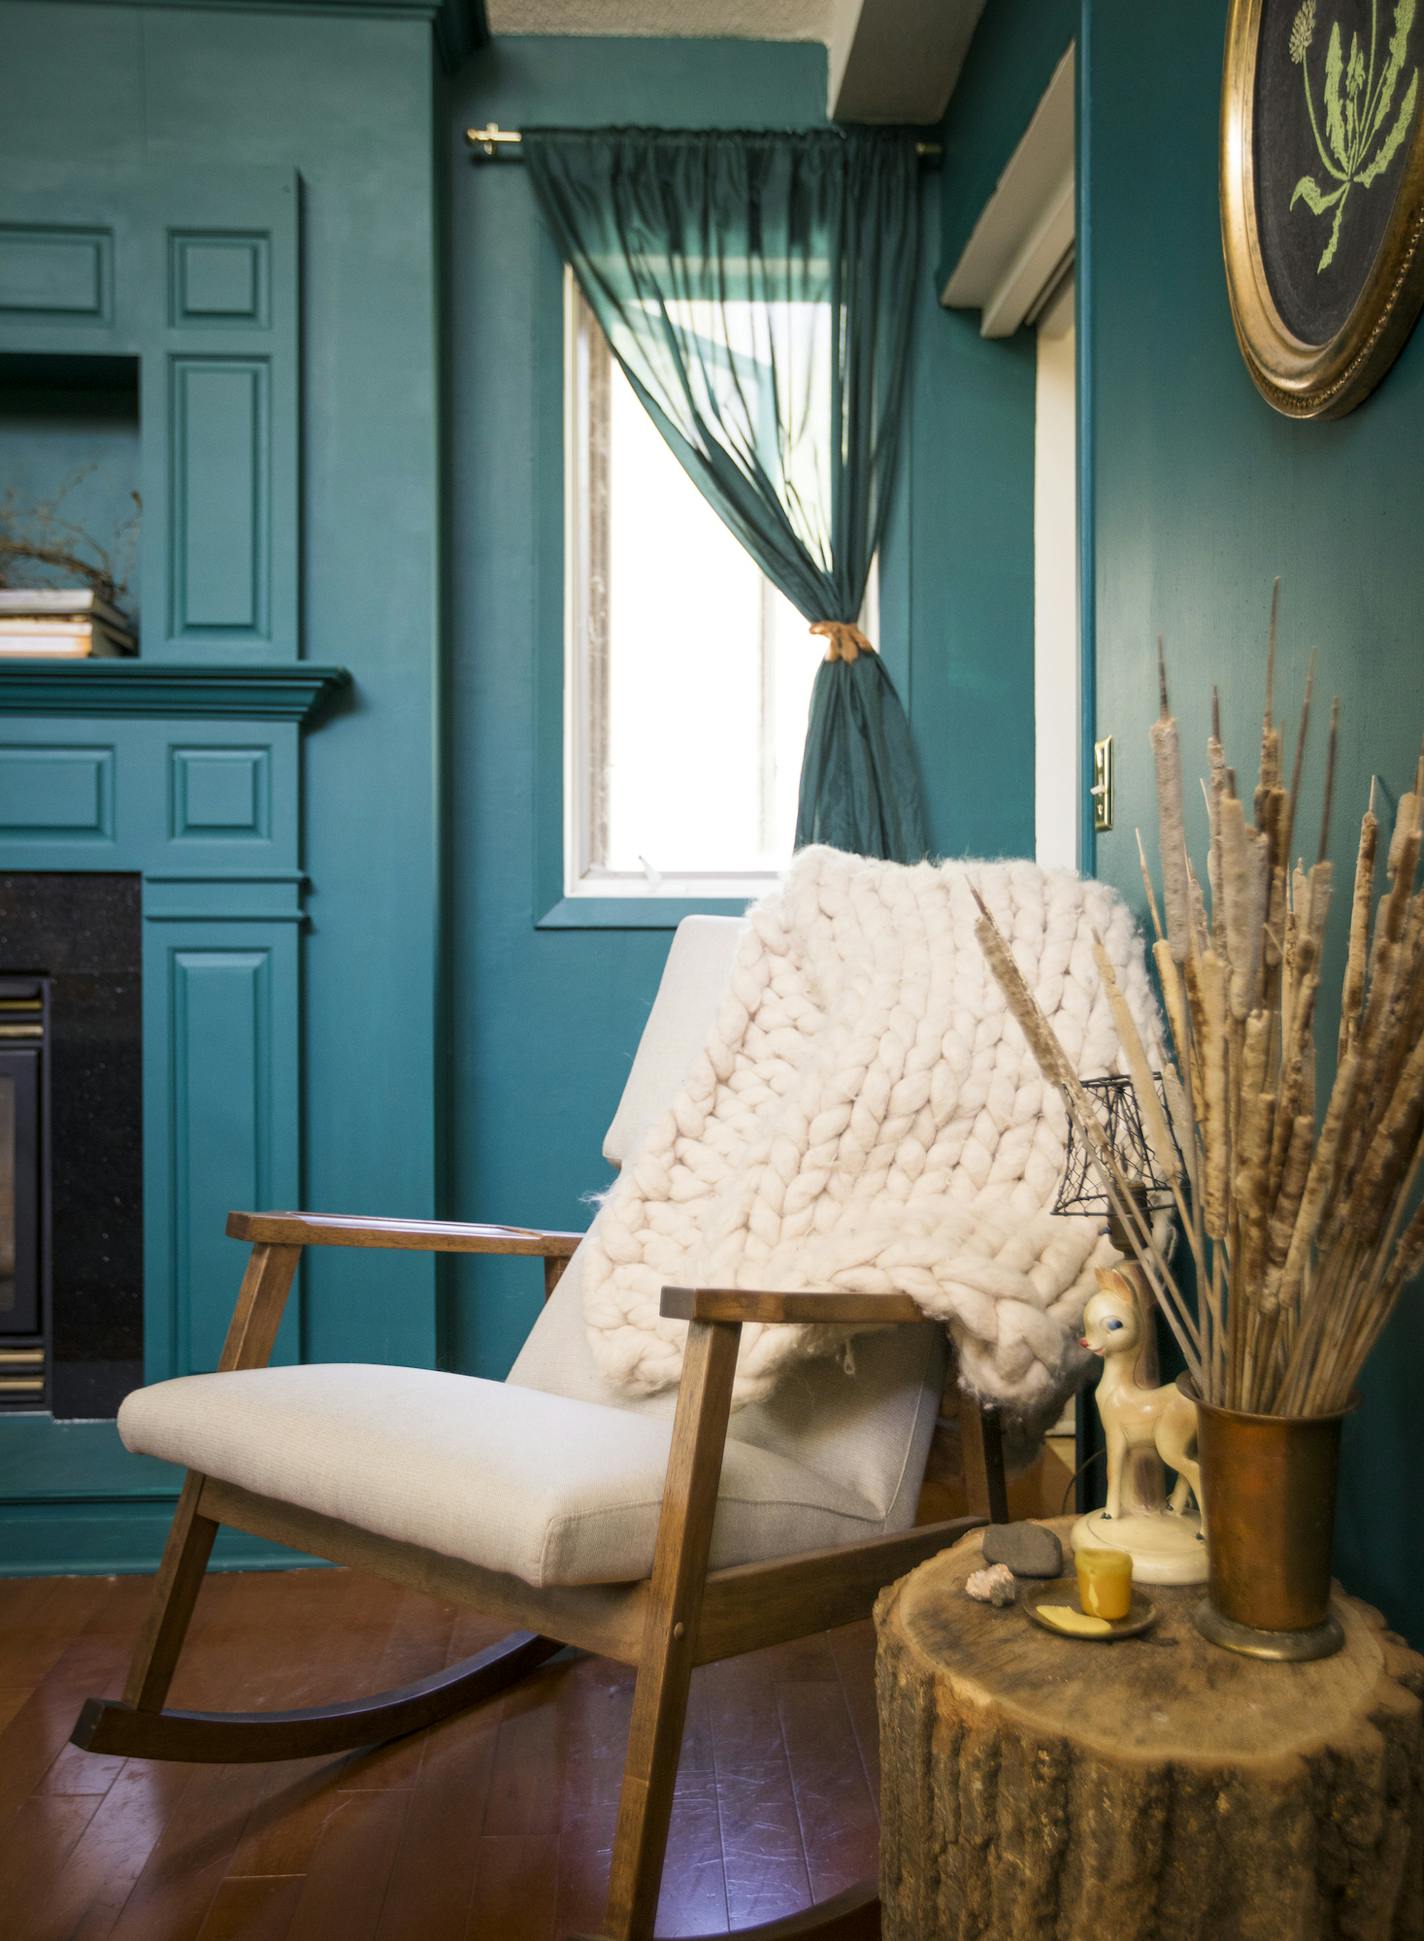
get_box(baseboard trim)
[0,1497,326,1577]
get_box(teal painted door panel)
[168,359,268,632]
[144,168,297,663]
[143,915,300,1380]
[0,162,298,663]
[0,225,112,320]
[0,741,115,840]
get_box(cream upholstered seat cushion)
[116,1363,892,1588]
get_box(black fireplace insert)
[0,976,49,1406]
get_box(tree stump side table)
[875,1518,1424,1941]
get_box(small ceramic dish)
[1024,1578,1159,1641]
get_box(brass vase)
[1190,1384,1357,1663]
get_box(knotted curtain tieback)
[810,621,877,663]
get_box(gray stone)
[981,1521,1063,1579]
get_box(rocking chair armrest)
[659,1286,925,1326]
[225,1211,584,1258]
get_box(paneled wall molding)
[143,873,308,924]
[0,662,351,721]
[0,164,300,661]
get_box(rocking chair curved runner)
[71,917,1008,1941]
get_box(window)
[564,277,831,901]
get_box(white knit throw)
[582,848,1162,1415]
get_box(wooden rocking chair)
[72,917,1006,1941]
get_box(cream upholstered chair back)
[508,917,947,1534]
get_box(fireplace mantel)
[0,662,351,722]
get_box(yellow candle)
[1075,1546,1134,1621]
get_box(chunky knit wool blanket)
[582,848,1162,1415]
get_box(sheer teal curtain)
[524,126,929,863]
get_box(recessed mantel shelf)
[0,661,353,723]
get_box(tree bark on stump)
[875,1518,1424,1940]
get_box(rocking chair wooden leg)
[117,1241,303,1714]
[600,1318,741,1941]
[122,1470,219,1711]
[74,1627,562,1763]
[958,1389,1008,1524]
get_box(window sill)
[536,895,753,932]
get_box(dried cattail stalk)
[1136,828,1164,943]
[1254,581,1283,815]
[1339,796,1379,1056]
[1346,1030,1424,1234]
[1220,797,1269,1019]
[1151,711,1192,964]
[1261,1113,1314,1309]
[1192,952,1231,1240]
[1092,935,1180,1188]
[1317,697,1340,864]
[1276,1047,1360,1318]
[1279,648,1316,866]
[1153,938,1196,1093]
[1161,1058,1200,1203]
[1185,854,1211,959]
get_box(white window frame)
[562,272,874,903]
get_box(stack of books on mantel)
[0,588,137,658]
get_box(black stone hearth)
[0,875,142,1418]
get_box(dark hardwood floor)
[0,1567,882,1940]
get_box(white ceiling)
[487,0,831,39]
[484,0,984,122]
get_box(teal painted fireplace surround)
[0,663,349,1568]
[0,0,445,1573]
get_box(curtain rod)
[465,123,943,162]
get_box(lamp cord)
[1058,1445,1105,1516]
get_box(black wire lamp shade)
[1052,1073,1181,1222]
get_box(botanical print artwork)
[1289,0,1419,271]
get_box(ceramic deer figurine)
[1080,1269,1203,1527]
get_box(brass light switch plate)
[1092,736,1114,833]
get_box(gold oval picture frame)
[1222,0,1424,417]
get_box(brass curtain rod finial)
[465,122,523,157]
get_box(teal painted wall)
[442,38,1039,1382]
[917,0,1085,861]
[1083,0,1424,1642]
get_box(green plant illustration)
[1289,0,1419,272]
